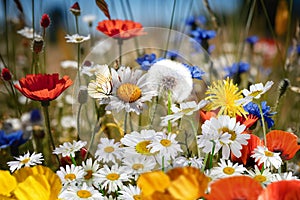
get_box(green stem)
[4,0,9,69]
[76,104,82,140]
[75,15,79,34]
[150,96,159,127]
[8,81,21,117]
[129,112,133,132]
[77,43,81,86]
[161,156,165,172]
[201,153,209,172]
[167,90,172,133]
[209,141,216,169]
[124,112,128,134]
[118,39,123,66]
[70,154,77,166]
[258,103,267,146]
[188,118,200,158]
[164,0,177,58]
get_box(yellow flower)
[0,170,17,199]
[205,78,248,117]
[137,166,209,200]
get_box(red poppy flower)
[266,130,300,160]
[97,19,145,39]
[1,68,12,81]
[205,176,263,200]
[40,14,50,28]
[258,180,300,200]
[236,114,258,129]
[14,73,73,102]
[199,110,217,123]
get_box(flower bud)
[40,13,50,28]
[78,85,88,104]
[70,2,81,16]
[1,68,12,81]
[32,37,44,53]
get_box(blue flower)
[246,36,259,45]
[224,62,250,78]
[244,101,275,129]
[166,50,179,60]
[186,15,207,27]
[136,53,162,70]
[30,109,42,123]
[0,130,27,149]
[183,64,205,80]
[190,28,216,43]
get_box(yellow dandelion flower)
[205,78,248,117]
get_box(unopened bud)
[40,14,51,28]
[70,2,81,16]
[278,78,290,99]
[1,68,12,81]
[32,37,44,53]
[78,85,88,104]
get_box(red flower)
[97,19,145,39]
[14,73,73,102]
[258,180,300,200]
[70,2,81,16]
[266,130,300,160]
[40,14,50,28]
[1,68,12,81]
[205,176,263,200]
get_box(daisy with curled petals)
[56,164,85,186]
[120,129,156,159]
[147,132,182,161]
[205,78,249,117]
[81,158,101,186]
[197,115,250,159]
[205,176,263,200]
[94,164,130,193]
[95,138,123,163]
[242,80,274,100]
[147,59,193,102]
[160,100,208,126]
[118,185,141,200]
[247,165,273,186]
[210,159,246,179]
[106,66,157,114]
[7,151,43,172]
[65,34,90,43]
[53,140,87,158]
[251,146,282,169]
[59,182,104,200]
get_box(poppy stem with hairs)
[258,103,267,146]
[41,100,60,165]
[118,38,123,66]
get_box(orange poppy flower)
[199,110,217,123]
[236,114,258,129]
[266,130,300,160]
[205,176,263,200]
[258,180,300,200]
[14,73,73,102]
[97,19,145,39]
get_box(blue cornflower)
[135,53,162,70]
[183,64,205,80]
[246,35,259,45]
[30,109,42,123]
[224,62,250,78]
[186,15,207,27]
[244,101,275,129]
[190,28,216,43]
[0,130,27,149]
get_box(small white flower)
[271,171,299,182]
[187,156,204,169]
[122,156,156,178]
[7,151,43,172]
[94,164,130,193]
[82,158,101,186]
[118,185,141,200]
[65,34,90,43]
[160,100,208,126]
[247,165,274,186]
[210,159,246,179]
[17,27,41,39]
[251,146,282,169]
[242,81,274,99]
[53,140,87,158]
[82,64,105,77]
[59,182,104,200]
[83,15,96,25]
[61,115,76,129]
[56,164,85,186]
[60,60,78,69]
[95,138,123,163]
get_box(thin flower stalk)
[258,103,267,146]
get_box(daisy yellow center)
[106,173,120,181]
[135,140,152,155]
[254,175,267,183]
[75,36,84,42]
[21,158,30,164]
[264,150,274,157]
[77,190,92,198]
[160,139,171,147]
[133,195,142,200]
[65,173,76,180]
[84,170,93,180]
[117,83,142,103]
[132,163,144,170]
[250,90,262,97]
[205,78,247,117]
[223,167,235,175]
[220,127,237,141]
[104,146,115,153]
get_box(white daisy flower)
[147,59,193,102]
[7,151,43,172]
[271,171,299,181]
[120,130,156,159]
[197,115,250,159]
[118,185,141,200]
[173,156,189,167]
[103,195,117,200]
[17,27,41,39]
[251,146,282,169]
[106,66,157,114]
[82,158,101,186]
[160,100,208,126]
[247,165,273,186]
[60,60,78,69]
[95,138,123,163]
[59,182,104,200]
[210,159,246,179]
[172,156,203,169]
[65,34,90,43]
[53,140,87,158]
[147,132,182,161]
[187,156,204,169]
[122,156,156,178]
[56,164,85,186]
[242,81,274,99]
[94,164,130,193]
